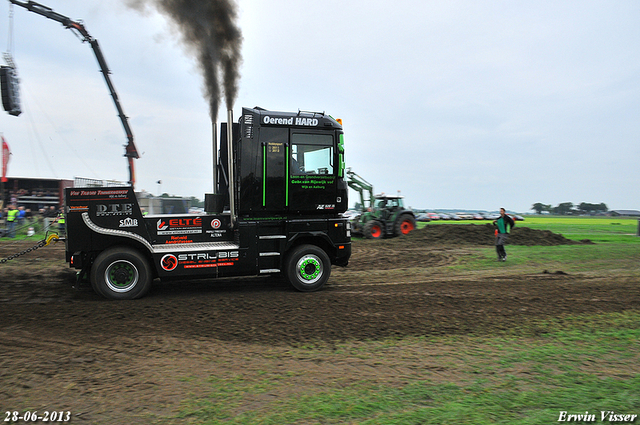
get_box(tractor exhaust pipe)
[226,109,236,228]
[212,121,217,194]
[204,121,224,214]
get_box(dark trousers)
[495,233,508,258]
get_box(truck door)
[288,132,338,213]
[262,140,287,211]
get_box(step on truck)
[65,107,351,299]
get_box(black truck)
[65,107,351,299]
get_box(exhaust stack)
[212,121,217,194]
[226,109,236,228]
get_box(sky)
[1,0,639,213]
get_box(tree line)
[531,202,608,215]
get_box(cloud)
[1,0,639,211]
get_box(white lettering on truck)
[177,251,240,261]
[263,116,319,126]
[263,116,293,125]
[295,117,318,126]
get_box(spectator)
[43,206,58,232]
[56,208,65,237]
[492,207,515,261]
[6,204,19,238]
[25,208,33,224]
[18,206,26,227]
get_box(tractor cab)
[371,194,403,221]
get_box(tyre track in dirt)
[0,229,635,347]
[0,266,636,346]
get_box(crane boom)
[345,168,374,212]
[8,0,140,186]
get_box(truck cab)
[65,107,351,299]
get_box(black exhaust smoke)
[126,0,243,123]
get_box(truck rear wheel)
[395,214,416,236]
[286,244,331,292]
[90,247,152,300]
[363,220,384,239]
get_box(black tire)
[285,244,331,292]
[394,213,416,237]
[90,247,152,300]
[363,220,384,239]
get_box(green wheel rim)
[105,260,139,293]
[296,254,323,284]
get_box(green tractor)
[346,169,416,239]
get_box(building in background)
[2,176,72,209]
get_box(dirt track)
[0,226,637,423]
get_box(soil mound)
[397,224,591,246]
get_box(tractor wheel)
[395,214,416,236]
[285,244,331,292]
[363,220,384,239]
[90,247,152,300]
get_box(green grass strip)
[170,312,640,425]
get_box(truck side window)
[291,133,334,175]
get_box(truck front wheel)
[90,247,152,300]
[286,244,331,292]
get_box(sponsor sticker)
[119,217,138,228]
[69,189,130,200]
[68,205,89,212]
[165,236,193,244]
[160,251,239,271]
[96,203,134,217]
[160,254,178,271]
[156,217,202,235]
[207,218,227,238]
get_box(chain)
[0,234,60,264]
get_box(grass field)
[422,215,640,243]
[166,216,640,425]
[174,314,639,425]
[506,216,638,244]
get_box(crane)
[346,168,374,212]
[8,0,140,186]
